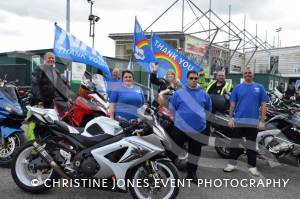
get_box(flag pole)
[131,16,137,71]
[148,30,154,105]
[127,56,132,70]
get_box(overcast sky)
[0,0,299,57]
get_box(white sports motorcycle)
[11,105,180,198]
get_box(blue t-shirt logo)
[254,87,260,93]
[136,89,143,94]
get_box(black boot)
[186,172,198,184]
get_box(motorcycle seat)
[72,134,114,147]
[54,120,113,146]
[54,121,86,135]
[74,127,85,134]
[54,120,70,133]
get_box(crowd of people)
[31,51,269,182]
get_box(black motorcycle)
[211,101,300,167]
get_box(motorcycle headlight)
[4,104,23,115]
[102,93,108,101]
[4,105,14,113]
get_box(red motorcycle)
[54,76,109,127]
[155,88,174,131]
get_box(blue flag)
[133,18,156,74]
[54,24,111,79]
[151,34,202,84]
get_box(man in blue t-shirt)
[223,67,268,176]
[169,70,212,182]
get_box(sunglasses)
[244,72,252,74]
[189,77,199,80]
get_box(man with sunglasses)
[223,67,268,176]
[169,70,212,182]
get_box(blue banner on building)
[54,24,111,79]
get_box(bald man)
[224,67,268,176]
[107,66,121,99]
[31,52,72,108]
[112,67,120,80]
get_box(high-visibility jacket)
[198,77,210,90]
[206,80,232,95]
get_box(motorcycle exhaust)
[32,141,70,179]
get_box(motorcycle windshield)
[0,87,18,103]
[92,74,107,96]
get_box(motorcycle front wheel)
[128,160,180,199]
[11,141,58,193]
[0,133,24,167]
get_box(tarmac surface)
[0,145,299,199]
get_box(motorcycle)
[17,86,32,106]
[11,105,180,198]
[211,100,300,167]
[0,76,26,167]
[55,74,109,127]
[26,75,109,141]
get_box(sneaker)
[223,164,237,172]
[248,167,260,176]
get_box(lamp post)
[66,0,70,32]
[87,0,100,48]
[276,27,282,48]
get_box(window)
[116,43,132,59]
[31,55,41,71]
[114,39,179,59]
[164,39,179,49]
[269,56,279,73]
[269,80,274,91]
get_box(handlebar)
[0,80,19,87]
[121,119,142,134]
